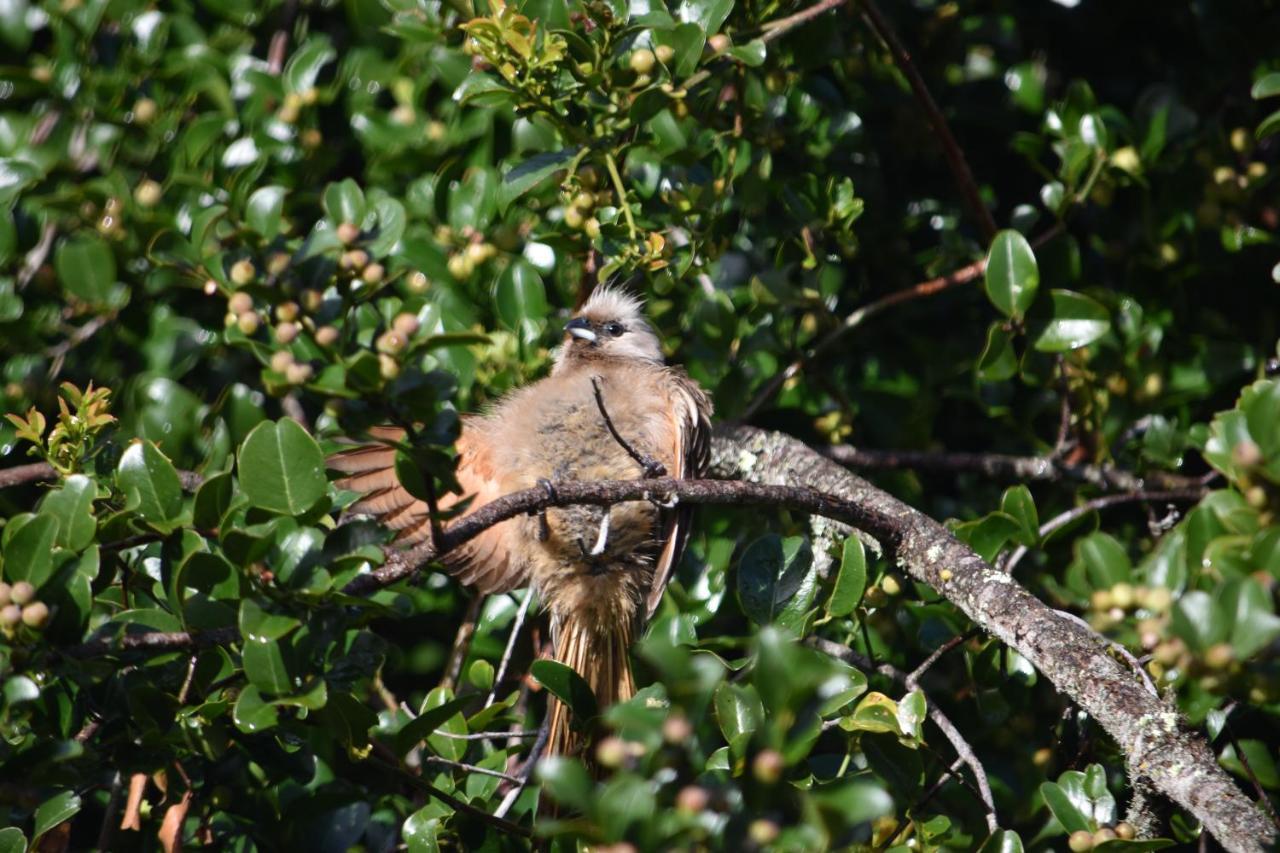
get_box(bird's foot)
[640,457,667,479]
[531,478,557,542]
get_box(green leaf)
[402,810,441,853]
[985,229,1039,320]
[714,681,763,760]
[1221,578,1280,659]
[246,185,287,240]
[493,258,547,340]
[728,40,766,67]
[537,756,594,813]
[1077,532,1131,587]
[3,675,39,704]
[324,179,366,227]
[448,169,498,232]
[284,36,337,94]
[393,695,471,757]
[737,534,817,632]
[1001,485,1039,547]
[0,827,27,853]
[55,234,116,305]
[232,684,279,733]
[39,474,96,551]
[842,692,902,735]
[117,440,184,530]
[977,322,1018,381]
[1031,289,1110,352]
[243,637,293,694]
[239,597,300,642]
[3,513,57,587]
[193,470,234,530]
[367,197,407,257]
[531,659,599,726]
[499,147,579,211]
[676,0,734,33]
[656,23,707,78]
[1251,72,1280,100]
[977,830,1025,853]
[1039,780,1091,834]
[237,419,327,515]
[1257,108,1280,141]
[826,536,867,618]
[0,158,43,206]
[32,790,80,842]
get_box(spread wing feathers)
[328,424,528,595]
[645,370,714,620]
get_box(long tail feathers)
[546,615,635,758]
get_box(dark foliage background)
[1,0,1279,849]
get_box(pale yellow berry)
[336,222,361,245]
[134,179,162,207]
[21,601,49,628]
[285,362,313,385]
[315,326,339,347]
[629,49,656,75]
[228,291,254,315]
[361,263,385,285]
[655,45,675,65]
[230,259,256,286]
[270,350,295,373]
[237,313,261,335]
[10,581,35,606]
[275,322,299,344]
[392,313,420,337]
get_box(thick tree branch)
[713,425,1271,853]
[50,425,1269,850]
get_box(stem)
[605,151,638,239]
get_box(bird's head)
[553,286,663,373]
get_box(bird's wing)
[645,369,713,620]
[328,423,529,594]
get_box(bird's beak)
[565,316,597,342]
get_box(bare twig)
[280,393,310,433]
[17,223,56,290]
[906,631,975,686]
[0,462,204,492]
[367,755,533,839]
[1002,487,1206,575]
[47,313,115,379]
[856,0,997,241]
[0,462,57,488]
[812,636,999,833]
[441,594,484,692]
[430,729,541,741]
[826,444,1206,493]
[741,224,1063,419]
[759,0,849,42]
[422,756,523,785]
[486,592,533,707]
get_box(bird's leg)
[590,376,667,479]
[588,510,611,556]
[530,478,557,542]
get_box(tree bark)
[711,423,1273,853]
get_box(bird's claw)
[641,457,667,479]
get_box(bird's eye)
[604,322,625,337]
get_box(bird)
[327,286,712,757]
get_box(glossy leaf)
[117,440,184,530]
[985,230,1039,320]
[1031,289,1111,352]
[237,419,327,515]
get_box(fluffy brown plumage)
[328,286,712,756]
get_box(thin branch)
[0,462,57,488]
[66,626,238,659]
[367,756,533,839]
[430,729,541,741]
[486,592,533,708]
[1002,487,1206,575]
[0,462,203,492]
[741,224,1063,419]
[759,0,849,41]
[17,222,56,290]
[47,312,115,379]
[906,631,975,686]
[826,444,1207,493]
[856,0,997,241]
[441,594,484,693]
[812,636,999,834]
[421,756,523,785]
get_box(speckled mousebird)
[328,287,712,756]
